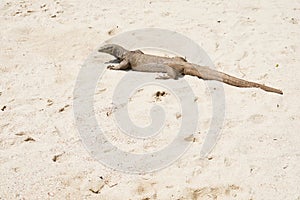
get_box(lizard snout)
[98,44,113,53]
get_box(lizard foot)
[155,74,171,80]
[107,65,115,70]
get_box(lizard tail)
[185,64,283,95]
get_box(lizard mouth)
[98,47,112,53]
[98,44,114,53]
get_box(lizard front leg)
[107,60,130,70]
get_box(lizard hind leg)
[155,66,181,80]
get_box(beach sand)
[0,0,299,199]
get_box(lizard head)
[98,44,129,59]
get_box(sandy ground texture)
[1,0,300,199]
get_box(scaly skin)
[98,44,283,95]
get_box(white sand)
[1,0,299,199]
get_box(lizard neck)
[112,45,129,59]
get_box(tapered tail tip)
[279,90,283,95]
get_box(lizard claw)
[107,65,115,70]
[155,74,170,80]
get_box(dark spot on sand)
[1,106,6,111]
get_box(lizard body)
[98,44,283,95]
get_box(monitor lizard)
[98,44,283,95]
